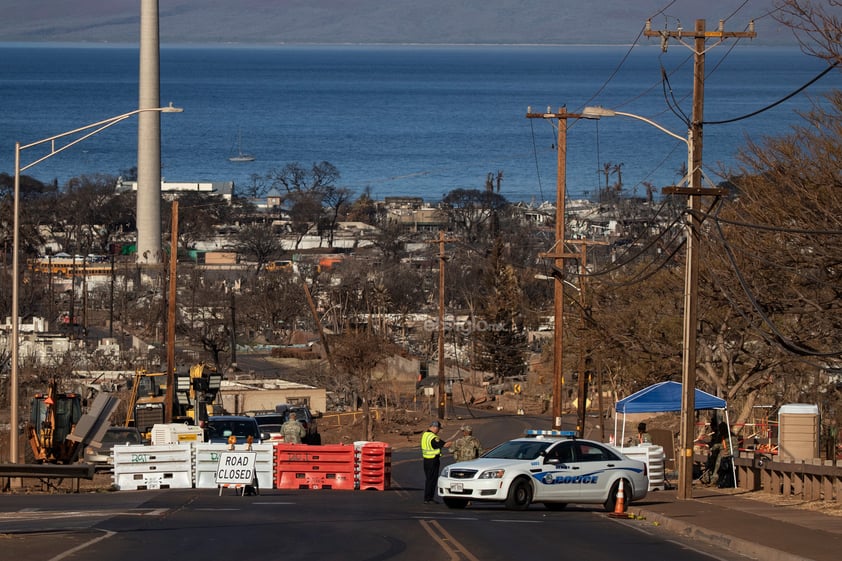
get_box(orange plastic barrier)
[277,470,355,490]
[274,444,356,490]
[356,442,392,491]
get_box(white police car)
[437,430,648,510]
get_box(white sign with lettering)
[215,451,257,485]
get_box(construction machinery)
[125,369,167,438]
[125,364,224,438]
[26,380,83,463]
[180,362,225,426]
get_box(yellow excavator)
[125,364,223,438]
[124,369,167,438]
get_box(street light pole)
[584,27,711,488]
[583,103,719,497]
[10,143,22,465]
[8,104,182,464]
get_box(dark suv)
[206,415,267,445]
[268,405,321,444]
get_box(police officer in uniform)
[421,420,452,503]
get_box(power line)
[704,61,841,125]
[661,65,692,125]
[702,209,842,236]
[575,200,685,278]
[528,118,545,201]
[711,218,842,357]
[722,0,752,23]
[572,1,682,112]
[577,22,649,110]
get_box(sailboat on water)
[228,129,255,162]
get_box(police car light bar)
[524,429,576,438]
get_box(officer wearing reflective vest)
[421,420,452,504]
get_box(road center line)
[419,519,482,561]
[47,529,115,561]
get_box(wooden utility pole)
[82,258,88,336]
[437,231,447,419]
[302,275,334,371]
[230,292,237,366]
[596,360,606,442]
[430,231,457,420]
[69,255,76,338]
[165,200,178,423]
[567,239,608,438]
[108,252,115,338]
[527,107,583,430]
[645,18,755,500]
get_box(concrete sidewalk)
[628,485,841,561]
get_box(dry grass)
[715,486,842,517]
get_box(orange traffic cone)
[608,479,627,518]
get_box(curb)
[632,507,815,561]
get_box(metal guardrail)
[0,463,96,493]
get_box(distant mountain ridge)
[0,0,791,45]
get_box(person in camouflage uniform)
[451,426,483,462]
[282,411,307,444]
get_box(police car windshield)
[484,440,552,460]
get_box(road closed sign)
[215,451,257,486]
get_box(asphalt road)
[1,415,749,561]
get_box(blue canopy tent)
[615,381,726,414]
[613,381,734,485]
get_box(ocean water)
[1,43,840,203]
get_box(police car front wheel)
[504,477,533,510]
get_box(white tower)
[136,0,162,265]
